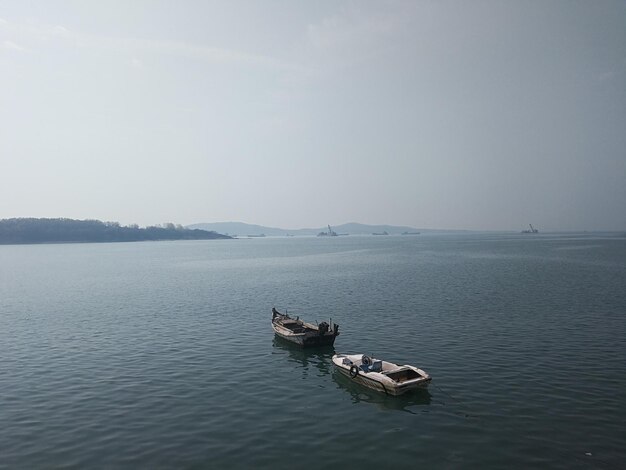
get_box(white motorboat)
[332,353,431,396]
[272,307,339,347]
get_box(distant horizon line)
[1,217,624,234]
[187,221,624,234]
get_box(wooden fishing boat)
[271,307,339,347]
[332,353,431,396]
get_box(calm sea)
[1,233,625,469]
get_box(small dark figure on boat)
[318,321,329,335]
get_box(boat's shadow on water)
[271,336,336,375]
[332,370,432,414]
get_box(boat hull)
[332,354,431,396]
[272,324,337,347]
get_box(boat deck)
[382,367,422,383]
[275,319,307,334]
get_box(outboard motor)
[318,321,329,335]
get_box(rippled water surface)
[1,233,625,468]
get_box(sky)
[1,1,625,231]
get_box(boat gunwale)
[271,322,307,337]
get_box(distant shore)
[0,218,231,245]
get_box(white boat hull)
[332,353,431,396]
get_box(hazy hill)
[186,222,289,237]
[0,218,232,244]
[187,221,429,236]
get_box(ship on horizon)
[522,224,539,234]
[317,225,338,237]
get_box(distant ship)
[247,234,266,238]
[318,225,338,237]
[521,224,539,234]
[402,231,421,235]
[372,231,389,236]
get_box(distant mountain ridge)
[187,221,437,236]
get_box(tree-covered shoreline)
[0,218,232,244]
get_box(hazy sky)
[1,1,624,231]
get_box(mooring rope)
[432,383,477,419]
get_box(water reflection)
[332,369,432,414]
[271,336,335,376]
